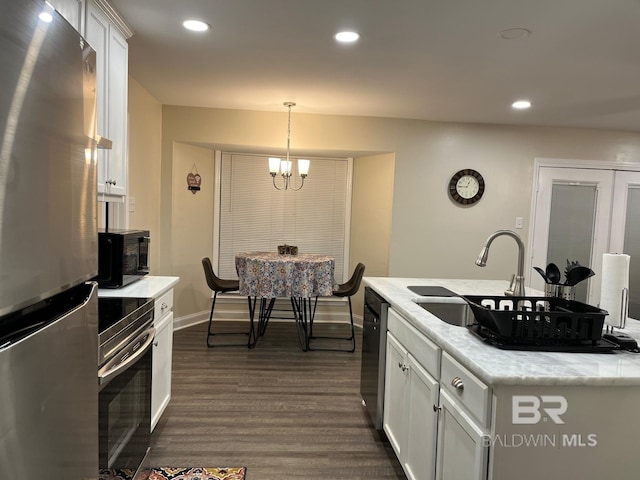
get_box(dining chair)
[202,257,246,348]
[308,262,366,352]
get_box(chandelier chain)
[269,101,307,191]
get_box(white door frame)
[527,157,640,294]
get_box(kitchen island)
[365,277,640,480]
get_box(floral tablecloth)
[235,252,335,298]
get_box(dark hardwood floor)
[148,320,406,480]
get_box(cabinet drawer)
[388,308,440,380]
[441,352,490,427]
[154,289,174,324]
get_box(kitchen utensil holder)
[462,295,608,346]
[544,284,576,301]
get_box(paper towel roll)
[600,253,630,328]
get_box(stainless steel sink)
[415,301,476,327]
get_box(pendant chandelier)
[268,102,309,191]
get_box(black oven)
[98,297,155,476]
[97,229,150,288]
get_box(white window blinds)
[218,153,350,283]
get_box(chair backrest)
[340,262,366,297]
[202,257,225,292]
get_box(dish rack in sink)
[462,295,609,349]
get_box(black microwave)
[97,229,150,288]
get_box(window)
[217,152,351,283]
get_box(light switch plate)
[515,216,523,229]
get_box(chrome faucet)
[476,230,526,297]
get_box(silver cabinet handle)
[161,302,168,310]
[433,404,442,412]
[154,341,159,347]
[397,361,408,372]
[106,179,117,186]
[451,376,464,392]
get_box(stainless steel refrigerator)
[0,1,100,478]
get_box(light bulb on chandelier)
[268,102,309,191]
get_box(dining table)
[234,251,335,350]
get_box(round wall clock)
[449,169,485,205]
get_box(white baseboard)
[174,303,363,331]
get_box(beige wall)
[170,143,215,317]
[127,78,162,273]
[350,153,395,315]
[127,82,640,319]
[159,107,640,285]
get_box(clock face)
[456,175,480,199]
[449,169,485,205]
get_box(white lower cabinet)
[385,308,490,480]
[404,353,440,480]
[384,309,440,480]
[151,289,174,431]
[435,389,489,480]
[383,332,408,457]
[384,333,439,480]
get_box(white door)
[610,172,640,319]
[530,167,614,305]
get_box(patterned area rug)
[99,467,246,480]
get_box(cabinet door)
[85,2,109,194]
[435,390,489,480]
[405,353,439,480]
[105,26,128,197]
[151,311,173,431]
[85,0,128,198]
[49,0,84,32]
[383,332,408,458]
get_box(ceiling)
[110,0,640,132]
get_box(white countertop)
[98,276,180,299]
[364,277,640,387]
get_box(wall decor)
[187,164,201,194]
[448,168,485,205]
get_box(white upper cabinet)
[49,0,85,32]
[85,0,132,199]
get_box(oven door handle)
[98,326,156,388]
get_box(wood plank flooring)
[148,320,406,480]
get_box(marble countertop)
[98,276,179,299]
[364,277,640,387]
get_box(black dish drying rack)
[461,295,616,352]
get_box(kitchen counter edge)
[364,277,640,387]
[98,276,180,299]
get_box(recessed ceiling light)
[183,19,210,32]
[335,31,359,43]
[498,28,532,40]
[512,100,532,110]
